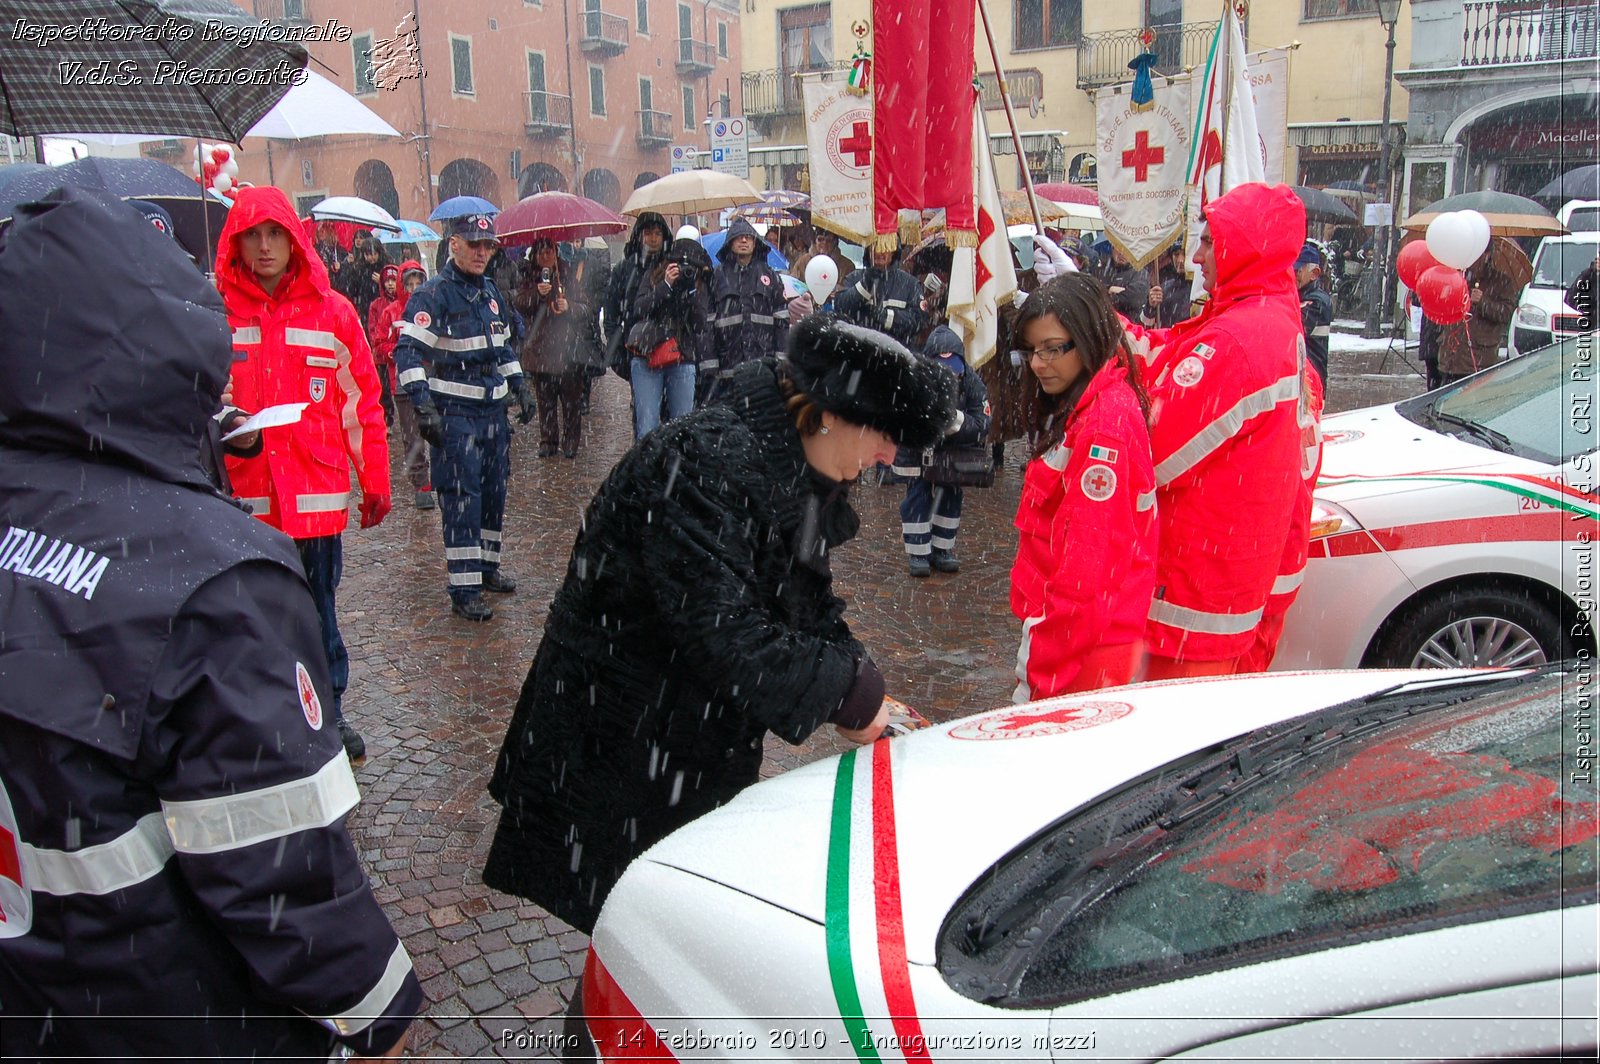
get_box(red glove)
[359,492,391,529]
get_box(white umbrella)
[310,196,401,232]
[622,170,763,217]
[245,70,399,140]
[1044,199,1103,229]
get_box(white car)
[1508,234,1598,359]
[578,666,1597,1061]
[1274,332,1596,670]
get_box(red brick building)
[200,0,741,219]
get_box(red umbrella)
[1033,182,1098,206]
[494,191,630,246]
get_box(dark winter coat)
[483,358,884,933]
[1439,253,1518,378]
[835,259,926,347]
[513,255,598,375]
[1096,256,1151,319]
[708,217,791,380]
[892,325,991,476]
[604,212,670,371]
[0,187,420,1060]
[1298,278,1333,386]
[337,245,389,316]
[631,238,714,365]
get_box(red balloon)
[1418,265,1469,324]
[1396,240,1440,291]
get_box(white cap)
[675,224,701,241]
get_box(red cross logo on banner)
[838,121,873,167]
[974,205,997,291]
[1122,130,1165,183]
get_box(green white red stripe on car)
[825,740,931,1063]
[1318,471,1598,519]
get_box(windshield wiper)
[1428,409,1516,453]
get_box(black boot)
[452,593,494,621]
[483,570,518,593]
[930,548,961,573]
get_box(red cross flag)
[947,103,1018,369]
[1094,65,1192,269]
[802,74,875,245]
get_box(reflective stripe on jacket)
[215,187,390,540]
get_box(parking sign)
[709,118,749,179]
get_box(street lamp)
[1363,0,1404,338]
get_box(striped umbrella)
[735,189,811,225]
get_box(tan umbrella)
[621,170,763,217]
[1401,190,1566,238]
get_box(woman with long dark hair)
[1009,273,1157,700]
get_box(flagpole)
[976,0,1045,236]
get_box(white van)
[1508,233,1600,357]
[1558,199,1600,234]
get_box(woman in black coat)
[483,314,956,936]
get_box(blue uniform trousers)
[295,535,347,721]
[900,479,964,557]
[431,403,510,602]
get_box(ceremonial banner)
[1094,76,1192,270]
[870,0,977,248]
[1248,47,1290,185]
[1184,1,1267,265]
[948,105,1018,369]
[801,74,875,246]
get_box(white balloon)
[1457,209,1491,265]
[1425,211,1486,271]
[804,254,839,305]
[675,224,700,241]
[211,173,233,193]
[222,158,240,178]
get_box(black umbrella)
[0,163,52,193]
[1289,185,1358,224]
[0,0,307,141]
[0,157,228,266]
[1535,165,1599,202]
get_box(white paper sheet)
[221,402,307,441]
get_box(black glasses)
[1012,340,1076,363]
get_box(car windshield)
[939,669,1598,1009]
[1531,241,1600,288]
[1565,207,1600,234]
[1395,333,1598,464]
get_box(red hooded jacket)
[216,186,389,540]
[1124,183,1316,662]
[1011,359,1157,699]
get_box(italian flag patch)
[1088,444,1118,463]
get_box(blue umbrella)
[699,228,786,270]
[429,195,498,222]
[377,219,440,244]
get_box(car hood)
[1314,404,1547,503]
[638,670,1453,965]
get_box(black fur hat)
[783,314,956,450]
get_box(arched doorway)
[518,162,568,198]
[438,159,502,205]
[353,160,400,218]
[633,171,661,189]
[582,168,622,210]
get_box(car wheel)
[1368,586,1569,669]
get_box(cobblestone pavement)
[335,342,1424,1059]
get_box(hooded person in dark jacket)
[0,187,420,1061]
[705,216,790,404]
[513,238,597,457]
[835,242,926,347]
[483,314,957,942]
[604,211,671,379]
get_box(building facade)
[173,0,742,218]
[1396,0,1597,214]
[739,0,1412,194]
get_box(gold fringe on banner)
[945,228,979,249]
[872,231,901,253]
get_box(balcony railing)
[676,38,716,74]
[580,10,630,54]
[1462,1,1598,65]
[525,91,573,137]
[637,109,673,146]
[741,61,851,120]
[1077,21,1219,89]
